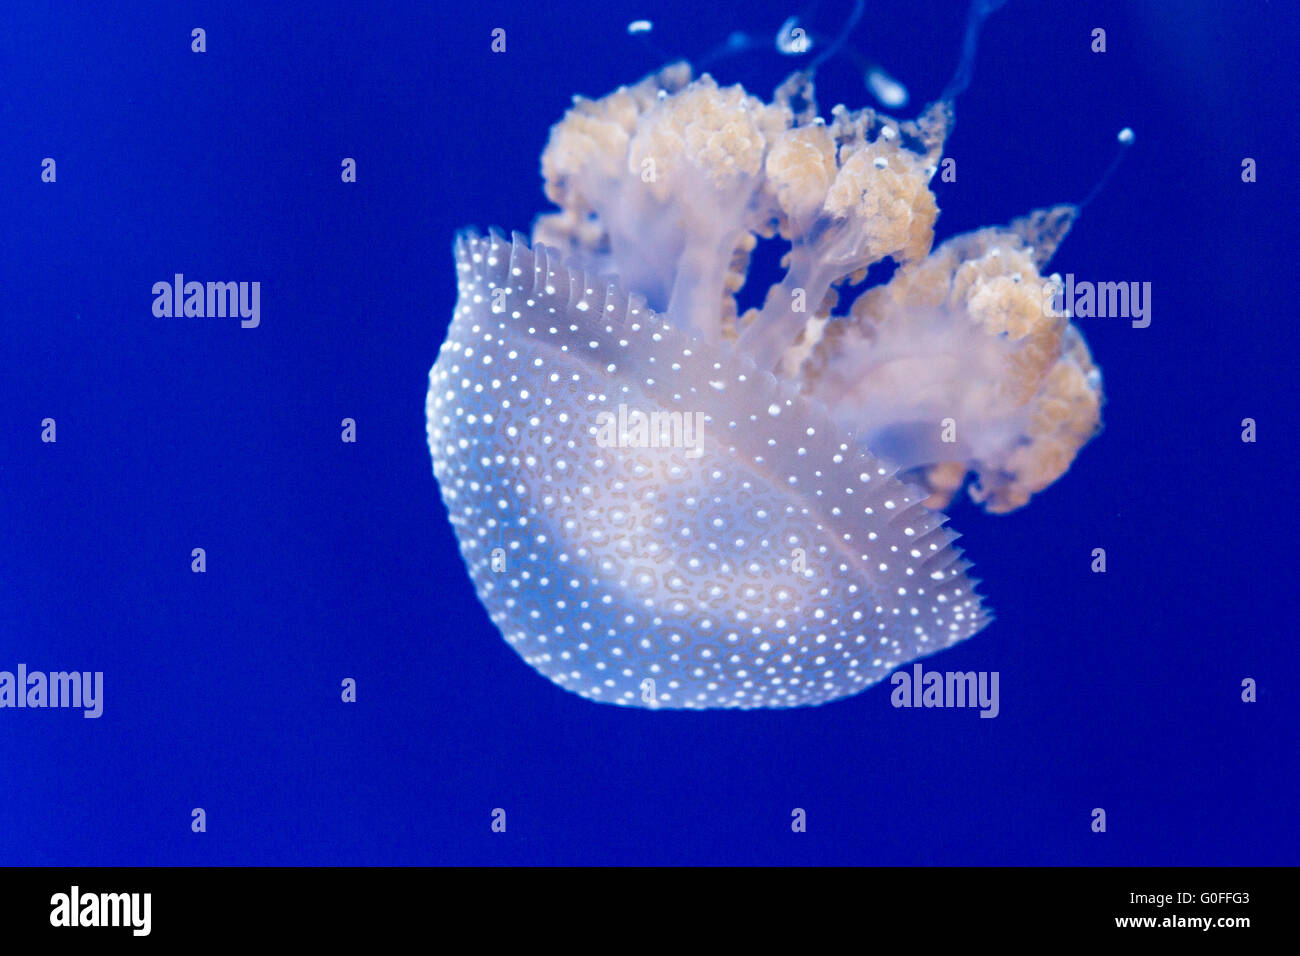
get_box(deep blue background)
[1,0,1295,865]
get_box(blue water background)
[1,0,1296,864]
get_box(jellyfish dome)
[426,61,1102,709]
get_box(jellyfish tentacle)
[940,0,1011,104]
[1079,128,1136,211]
[807,0,866,73]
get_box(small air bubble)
[775,17,811,55]
[866,67,908,109]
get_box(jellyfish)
[427,15,1108,709]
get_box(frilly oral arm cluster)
[531,63,1102,513]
